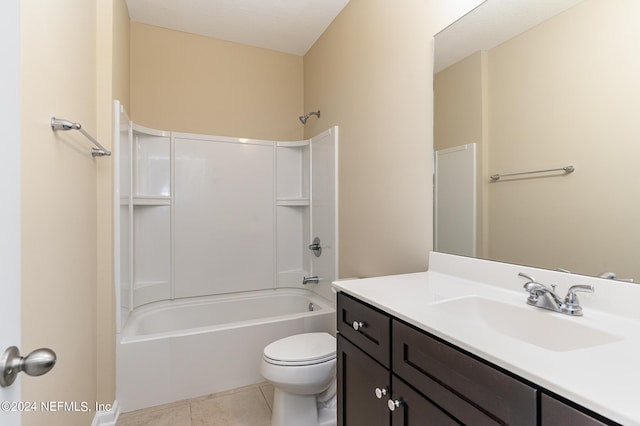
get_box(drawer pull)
[375,387,388,399]
[352,321,366,331]
[388,399,403,411]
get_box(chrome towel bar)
[50,117,111,157]
[490,165,574,181]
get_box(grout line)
[187,399,193,426]
[258,384,274,413]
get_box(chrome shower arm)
[299,110,321,125]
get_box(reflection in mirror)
[434,0,640,283]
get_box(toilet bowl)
[260,332,337,426]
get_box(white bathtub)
[116,288,335,412]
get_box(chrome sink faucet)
[518,273,594,316]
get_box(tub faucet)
[302,276,319,285]
[518,273,594,316]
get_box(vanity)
[333,252,640,425]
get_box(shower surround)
[113,101,338,412]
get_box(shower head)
[299,110,321,125]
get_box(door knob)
[0,346,56,387]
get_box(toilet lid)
[263,332,336,366]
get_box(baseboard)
[91,400,120,426]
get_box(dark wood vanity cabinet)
[337,292,465,425]
[541,393,611,426]
[393,320,536,425]
[337,292,618,426]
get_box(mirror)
[434,0,640,282]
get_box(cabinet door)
[390,376,461,426]
[541,394,613,426]
[338,335,390,426]
[393,320,537,425]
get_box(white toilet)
[260,332,337,426]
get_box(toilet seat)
[263,332,336,366]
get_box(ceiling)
[434,0,584,73]
[126,0,351,56]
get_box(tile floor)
[116,383,274,426]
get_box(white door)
[310,127,339,288]
[0,0,22,424]
[434,143,477,257]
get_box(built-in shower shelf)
[276,198,310,206]
[277,140,309,148]
[133,196,171,206]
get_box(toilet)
[260,332,337,426]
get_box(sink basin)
[432,296,621,351]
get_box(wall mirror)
[434,0,640,283]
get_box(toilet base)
[271,388,336,426]
[318,405,337,426]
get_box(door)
[434,143,477,257]
[0,0,22,424]
[390,376,460,426]
[337,335,390,426]
[310,127,339,285]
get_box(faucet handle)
[560,285,595,316]
[564,284,595,305]
[518,272,537,283]
[519,273,551,294]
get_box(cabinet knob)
[388,399,403,412]
[375,387,388,399]
[352,320,366,331]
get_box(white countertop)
[332,252,640,426]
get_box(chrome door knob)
[352,321,366,331]
[0,346,57,387]
[375,387,388,399]
[388,399,402,411]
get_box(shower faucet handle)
[308,237,322,257]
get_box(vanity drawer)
[337,292,391,367]
[392,320,537,426]
[541,393,614,426]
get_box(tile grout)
[258,386,272,413]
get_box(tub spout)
[303,276,319,285]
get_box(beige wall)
[434,51,484,152]
[303,0,482,278]
[21,0,98,424]
[130,22,304,141]
[435,0,640,279]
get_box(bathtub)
[116,288,335,412]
